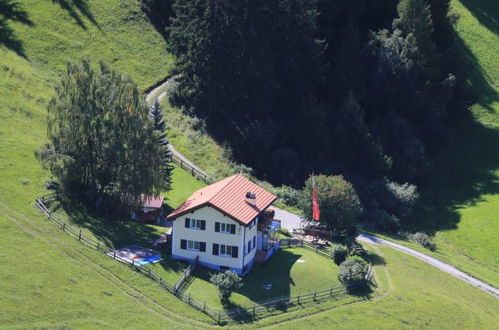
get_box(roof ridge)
[207,174,241,203]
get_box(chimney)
[245,192,256,206]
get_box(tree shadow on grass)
[407,33,499,234]
[51,197,162,250]
[459,0,498,36]
[235,250,301,303]
[0,0,34,57]
[51,0,100,30]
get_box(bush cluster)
[338,259,368,291]
[332,245,348,265]
[275,185,302,207]
[408,232,436,251]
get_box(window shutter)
[215,222,220,232]
[232,246,238,258]
[200,242,206,252]
[185,218,190,228]
[180,239,187,250]
[200,220,206,230]
[247,241,251,254]
[230,224,236,234]
[213,243,219,255]
[253,236,256,249]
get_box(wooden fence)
[174,256,199,292]
[35,196,374,324]
[170,153,214,184]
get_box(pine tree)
[393,0,437,77]
[149,98,173,190]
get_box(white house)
[166,174,281,275]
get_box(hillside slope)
[410,0,499,288]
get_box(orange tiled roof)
[166,174,276,225]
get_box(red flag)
[312,176,320,221]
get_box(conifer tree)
[393,0,437,76]
[149,98,173,191]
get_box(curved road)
[146,80,499,300]
[358,234,499,299]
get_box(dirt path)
[146,79,209,179]
[358,233,499,299]
[145,79,499,301]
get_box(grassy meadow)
[0,0,498,328]
[407,0,499,287]
[252,244,499,329]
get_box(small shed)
[138,195,165,223]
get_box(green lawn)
[0,0,208,327]
[407,0,499,288]
[252,244,499,329]
[183,247,342,310]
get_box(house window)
[220,244,232,257]
[213,243,238,258]
[180,239,206,252]
[219,266,229,271]
[188,240,200,251]
[185,218,206,230]
[247,235,256,254]
[248,219,255,230]
[215,222,236,234]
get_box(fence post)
[62,223,65,231]
[97,243,100,250]
[253,304,256,316]
[148,268,151,278]
[288,239,291,248]
[301,239,304,247]
[180,160,183,168]
[217,313,221,324]
[78,230,82,241]
[113,251,116,259]
[188,294,191,304]
[297,293,300,304]
[330,286,333,296]
[204,301,206,311]
[131,260,135,268]
[313,291,317,300]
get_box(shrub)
[339,259,368,291]
[275,185,302,207]
[279,227,291,237]
[385,181,419,217]
[408,232,436,251]
[210,271,242,305]
[347,241,365,257]
[332,245,348,265]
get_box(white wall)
[172,206,251,270]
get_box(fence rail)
[174,256,199,292]
[170,153,214,184]
[34,196,374,324]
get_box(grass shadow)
[235,250,301,303]
[459,0,498,36]
[0,0,34,57]
[407,32,499,234]
[51,0,100,30]
[51,196,162,249]
[363,251,386,266]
